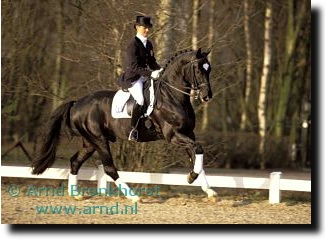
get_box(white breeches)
[128,77,146,106]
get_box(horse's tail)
[32,101,75,175]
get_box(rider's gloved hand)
[151,68,164,79]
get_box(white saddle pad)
[111,78,155,119]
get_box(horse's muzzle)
[200,89,212,102]
[201,96,210,102]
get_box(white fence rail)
[1,166,311,204]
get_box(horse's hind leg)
[68,139,95,196]
[94,139,140,203]
[70,139,95,174]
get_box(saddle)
[111,78,155,119]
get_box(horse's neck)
[157,77,190,108]
[162,66,191,98]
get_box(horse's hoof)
[201,189,218,203]
[203,195,219,203]
[206,189,217,198]
[128,195,141,203]
[72,195,84,201]
[187,171,199,184]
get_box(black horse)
[31,48,217,201]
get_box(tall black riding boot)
[128,103,143,141]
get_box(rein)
[162,81,196,97]
[158,59,206,98]
[151,56,208,109]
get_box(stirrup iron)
[128,128,138,141]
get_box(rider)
[117,15,163,141]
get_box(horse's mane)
[161,49,195,75]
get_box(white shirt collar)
[136,33,147,47]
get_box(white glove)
[151,68,164,79]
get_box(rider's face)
[136,25,150,37]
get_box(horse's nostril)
[203,97,209,102]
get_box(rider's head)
[134,16,152,38]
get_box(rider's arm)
[127,41,152,77]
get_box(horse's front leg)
[170,132,217,198]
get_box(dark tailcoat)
[117,37,161,89]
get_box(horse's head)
[185,48,213,102]
[161,48,213,102]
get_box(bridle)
[190,59,210,98]
[159,58,208,99]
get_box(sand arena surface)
[1,178,311,224]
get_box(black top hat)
[134,15,153,28]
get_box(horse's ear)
[205,48,211,56]
[200,47,211,58]
[196,48,202,58]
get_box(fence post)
[269,172,282,204]
[97,165,108,194]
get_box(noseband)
[189,59,209,99]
